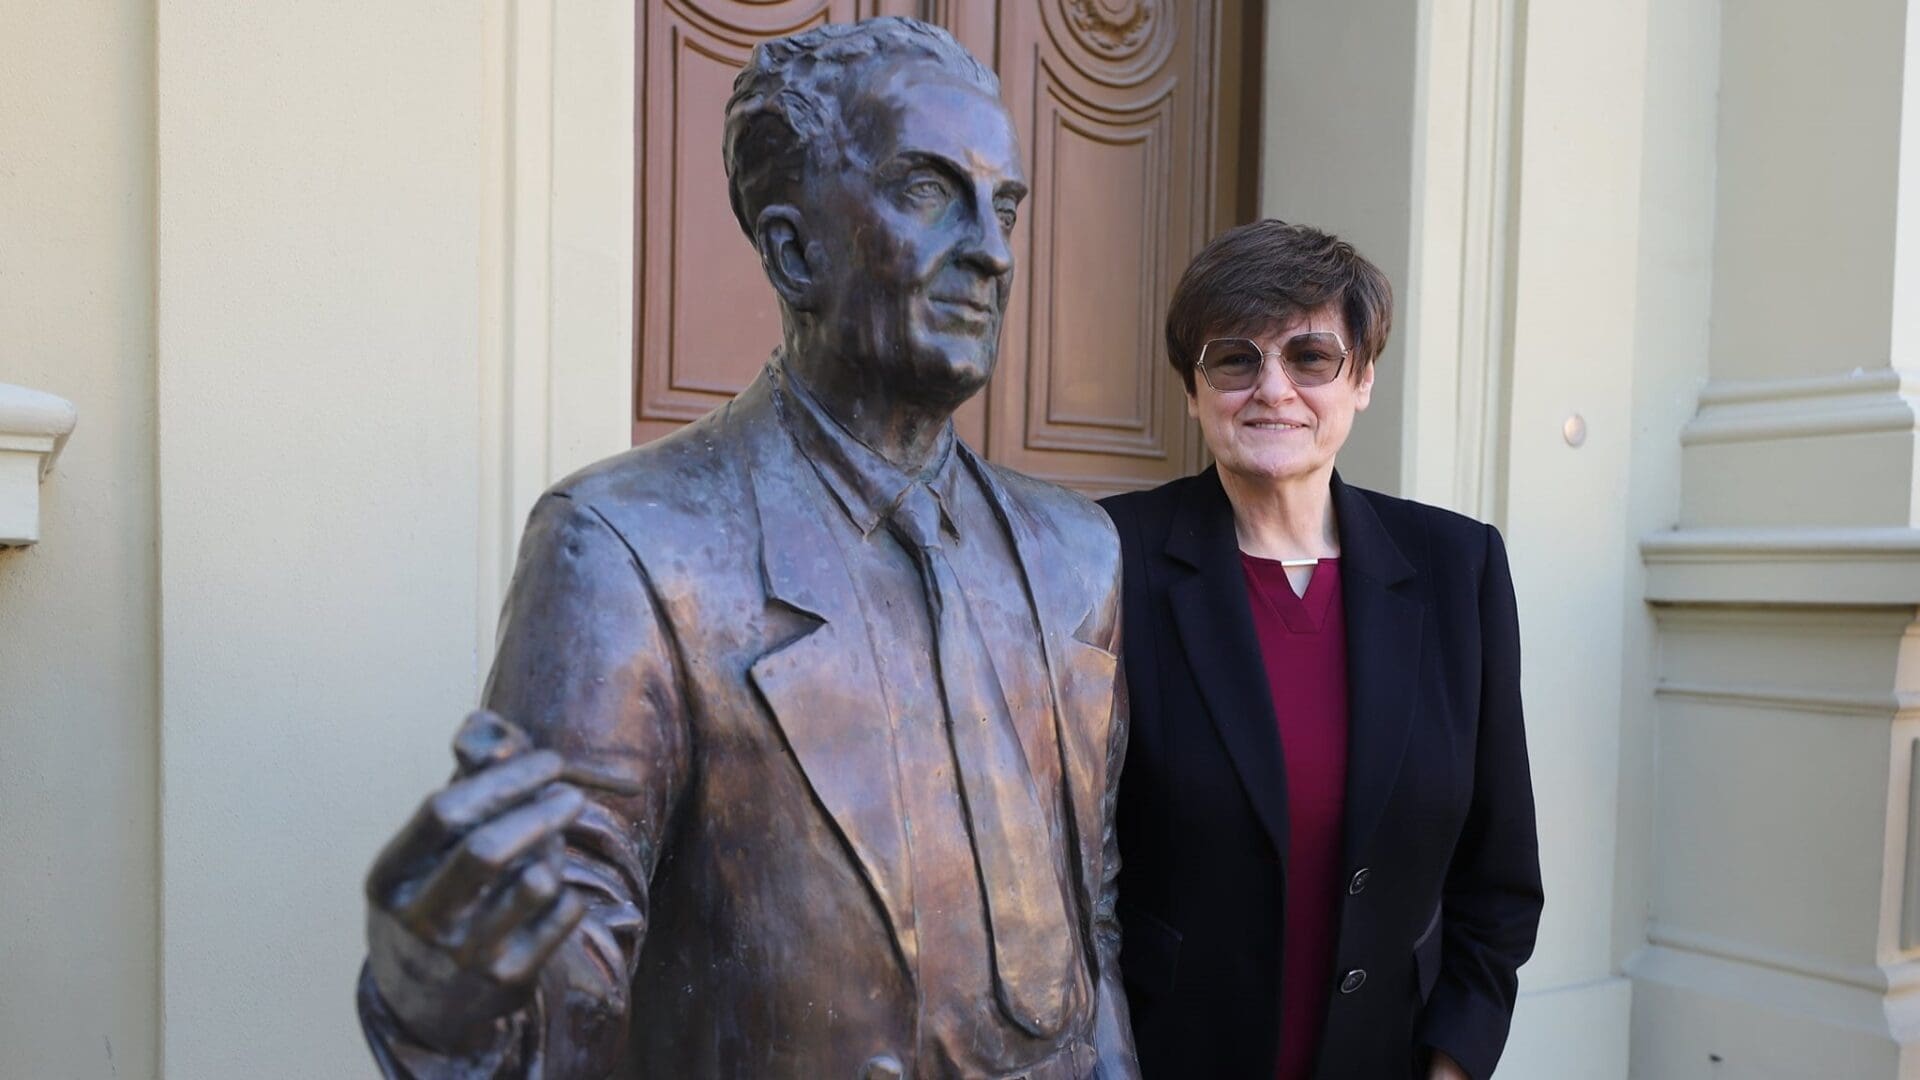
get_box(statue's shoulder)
[547,395,760,550]
[973,455,1119,570]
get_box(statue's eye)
[995,202,1018,231]
[905,177,950,205]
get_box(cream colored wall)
[1900,0,1920,369]
[153,3,485,1073]
[1261,0,1417,496]
[146,2,634,1076]
[0,2,159,1078]
[1710,1,1908,387]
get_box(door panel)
[634,1,1253,494]
[987,0,1215,492]
[633,0,914,446]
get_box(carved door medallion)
[634,0,1259,493]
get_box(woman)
[1102,220,1542,1079]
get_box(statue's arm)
[1090,561,1142,1080]
[360,490,693,1078]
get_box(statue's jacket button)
[861,1053,905,1079]
[1339,968,1367,994]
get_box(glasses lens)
[1279,332,1346,387]
[1198,339,1264,391]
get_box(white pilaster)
[476,0,635,660]
[1631,1,1920,1075]
[1490,1,1654,1071]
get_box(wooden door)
[634,1,1259,493]
[631,0,919,447]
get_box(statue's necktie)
[887,482,1076,1039]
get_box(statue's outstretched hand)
[364,711,587,1054]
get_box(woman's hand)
[1428,1049,1471,1080]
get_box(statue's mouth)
[927,295,998,334]
[928,293,994,314]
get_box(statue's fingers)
[427,749,566,836]
[458,844,568,962]
[487,890,587,987]
[399,783,584,931]
[366,750,566,905]
[451,709,534,776]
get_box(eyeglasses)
[1194,332,1350,392]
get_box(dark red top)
[1239,554,1350,1080]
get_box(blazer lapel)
[965,449,1110,924]
[737,380,919,975]
[1331,472,1424,868]
[1166,468,1290,863]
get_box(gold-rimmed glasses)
[1194,331,1350,392]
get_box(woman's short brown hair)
[1165,219,1394,393]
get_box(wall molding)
[1645,921,1920,997]
[478,0,553,667]
[1681,368,1920,446]
[1904,738,1920,951]
[0,383,76,474]
[1653,603,1920,634]
[0,383,78,546]
[1643,525,1920,605]
[1654,681,1920,720]
[477,0,635,665]
[1403,0,1521,523]
[1645,525,1920,562]
[1629,941,1920,1065]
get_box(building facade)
[3,1,1918,1076]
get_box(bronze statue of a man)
[358,17,1137,1079]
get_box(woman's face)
[1186,304,1374,488]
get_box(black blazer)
[1101,469,1542,1080]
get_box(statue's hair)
[722,17,998,237]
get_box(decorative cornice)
[1643,526,1920,605]
[1644,526,1920,561]
[0,383,78,547]
[1654,681,1920,719]
[0,382,78,476]
[1681,368,1920,445]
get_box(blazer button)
[1339,969,1367,994]
[1348,867,1372,894]
[861,1054,904,1079]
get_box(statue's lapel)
[966,448,1110,919]
[738,382,918,976]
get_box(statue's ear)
[755,205,820,312]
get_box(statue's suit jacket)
[361,369,1136,1079]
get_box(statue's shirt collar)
[771,356,963,540]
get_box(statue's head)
[723,18,1027,413]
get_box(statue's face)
[801,61,1027,410]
